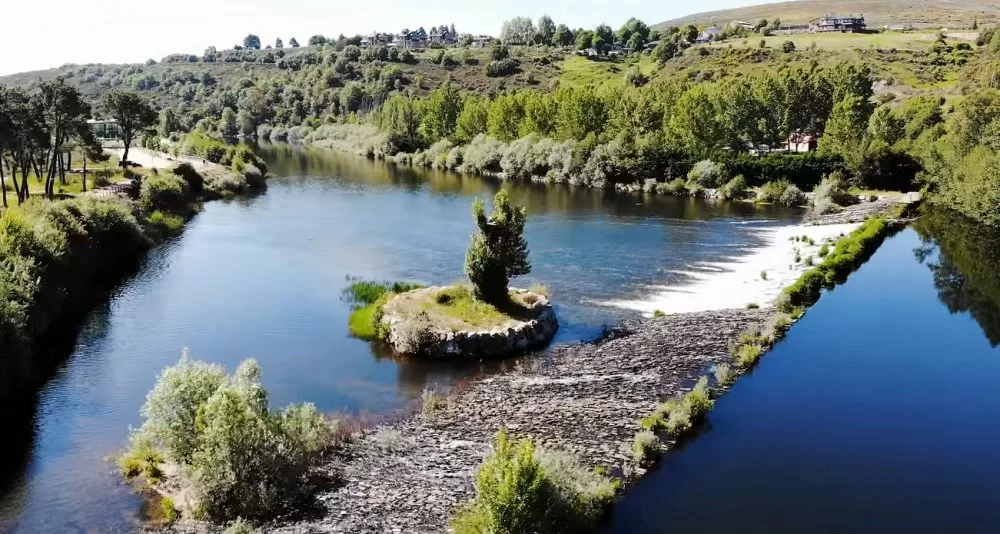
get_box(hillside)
[658,0,1000,29]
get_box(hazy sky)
[1,0,773,75]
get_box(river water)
[609,210,1000,532]
[0,145,800,532]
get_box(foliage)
[719,174,748,200]
[465,190,531,304]
[452,430,615,534]
[632,431,657,463]
[687,159,727,188]
[344,280,424,340]
[140,174,190,213]
[640,377,714,438]
[812,172,855,214]
[126,355,331,521]
[161,497,179,523]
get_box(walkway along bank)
[241,200,915,533]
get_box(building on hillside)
[471,35,494,47]
[810,14,867,33]
[428,28,458,45]
[730,20,754,31]
[696,27,724,43]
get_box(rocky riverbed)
[261,309,768,534]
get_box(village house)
[697,26,724,43]
[729,20,755,31]
[471,35,494,47]
[784,133,818,153]
[810,14,867,33]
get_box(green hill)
[657,0,1000,29]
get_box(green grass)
[424,286,522,327]
[345,280,425,340]
[718,31,953,53]
[557,55,656,90]
[161,497,179,523]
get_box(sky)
[0,0,771,75]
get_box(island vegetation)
[347,189,556,358]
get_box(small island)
[348,189,558,358]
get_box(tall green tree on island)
[103,90,157,165]
[464,190,531,304]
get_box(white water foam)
[608,222,861,315]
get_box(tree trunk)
[82,157,87,193]
[60,152,68,185]
[122,138,131,167]
[1,156,7,209]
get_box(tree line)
[0,81,157,207]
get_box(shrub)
[779,184,806,206]
[140,174,190,212]
[172,162,204,193]
[652,310,666,318]
[655,177,688,195]
[464,190,531,304]
[632,431,658,463]
[126,355,331,522]
[140,350,226,462]
[746,302,759,309]
[422,387,447,420]
[732,343,764,369]
[712,364,735,387]
[719,174,748,200]
[818,243,830,257]
[451,431,550,534]
[161,497,179,523]
[756,179,791,203]
[813,173,855,214]
[486,58,519,77]
[146,210,185,235]
[223,518,257,534]
[781,40,796,53]
[687,159,727,188]
[452,431,615,534]
[243,165,267,190]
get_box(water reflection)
[914,209,1000,346]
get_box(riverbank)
[189,200,905,533]
[0,156,265,410]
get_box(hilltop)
[657,0,1000,29]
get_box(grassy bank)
[0,160,266,404]
[345,280,425,340]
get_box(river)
[609,210,1000,532]
[0,145,800,532]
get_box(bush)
[719,174,748,200]
[640,377,714,438]
[452,431,615,534]
[655,178,688,195]
[632,431,658,463]
[732,343,764,369]
[712,363,735,386]
[464,190,531,304]
[125,355,331,522]
[687,159,727,188]
[140,174,190,212]
[146,210,185,235]
[486,58,519,77]
[779,184,806,206]
[161,497,179,523]
[781,40,796,53]
[813,173,855,215]
[172,163,204,193]
[223,518,257,534]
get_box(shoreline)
[213,201,909,534]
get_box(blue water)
[609,216,1000,532]
[0,145,800,532]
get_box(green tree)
[104,89,157,164]
[464,190,531,304]
[220,107,239,137]
[289,37,300,47]
[617,17,650,45]
[595,24,614,47]
[243,34,261,50]
[275,37,284,49]
[685,25,699,43]
[500,16,536,45]
[781,40,796,53]
[575,30,595,50]
[669,84,724,154]
[822,94,873,167]
[537,15,556,45]
[555,86,607,140]
[487,92,526,141]
[553,24,573,47]
[379,93,424,142]
[868,105,905,146]
[421,82,463,141]
[455,96,490,143]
